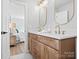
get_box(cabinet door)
[60,39,76,59]
[31,39,45,59]
[28,34,32,53]
[44,45,59,59]
[28,33,37,53]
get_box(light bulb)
[43,0,48,5]
[40,0,48,7]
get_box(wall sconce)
[37,0,48,7]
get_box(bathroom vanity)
[28,32,76,59]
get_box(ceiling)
[15,0,73,7]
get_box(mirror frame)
[54,0,75,26]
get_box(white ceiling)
[15,0,73,7]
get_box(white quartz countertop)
[29,31,77,40]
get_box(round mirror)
[55,0,75,25]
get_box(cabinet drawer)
[28,33,37,40]
[38,35,60,50]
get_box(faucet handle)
[62,31,65,34]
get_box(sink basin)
[29,30,77,39]
[36,31,77,39]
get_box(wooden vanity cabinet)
[60,38,76,59]
[44,45,59,59]
[37,35,60,50]
[28,33,37,53]
[28,33,76,59]
[31,39,45,59]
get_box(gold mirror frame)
[54,0,75,26]
[37,0,48,32]
[38,7,47,32]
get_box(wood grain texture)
[28,33,76,59]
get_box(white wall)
[45,0,55,32]
[28,0,55,32]
[1,0,9,32]
[28,3,39,31]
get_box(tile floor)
[10,53,33,59]
[10,42,24,56]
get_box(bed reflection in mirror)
[9,18,25,56]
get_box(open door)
[8,1,27,59]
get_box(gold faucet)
[55,25,61,34]
[55,25,65,34]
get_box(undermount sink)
[34,30,76,39]
[29,29,76,39]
